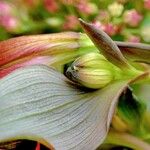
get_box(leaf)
[104,130,150,150]
[117,88,146,133]
[116,41,150,64]
[0,32,80,65]
[79,19,131,70]
[0,65,128,150]
[131,84,150,134]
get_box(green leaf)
[117,88,146,134]
[0,65,128,150]
[131,84,150,135]
[105,130,150,150]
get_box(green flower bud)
[66,52,116,89]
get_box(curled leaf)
[116,41,150,64]
[117,88,145,133]
[0,65,128,150]
[131,84,150,134]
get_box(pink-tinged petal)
[1,49,79,78]
[0,56,52,78]
[0,32,80,66]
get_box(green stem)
[105,130,150,150]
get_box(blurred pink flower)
[97,10,110,22]
[103,23,118,36]
[76,1,96,14]
[92,21,104,29]
[0,1,20,32]
[63,15,79,30]
[44,0,59,13]
[144,0,150,9]
[127,35,140,43]
[123,9,143,27]
[92,21,118,36]
[0,15,19,31]
[0,1,12,14]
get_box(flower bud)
[66,53,115,89]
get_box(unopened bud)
[66,53,115,89]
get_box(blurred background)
[0,0,150,43]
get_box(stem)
[130,71,150,84]
[105,130,150,150]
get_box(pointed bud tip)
[78,18,91,29]
[78,18,84,24]
[78,19,134,70]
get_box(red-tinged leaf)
[0,56,52,78]
[0,32,80,66]
[116,41,150,63]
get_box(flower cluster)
[0,0,150,43]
